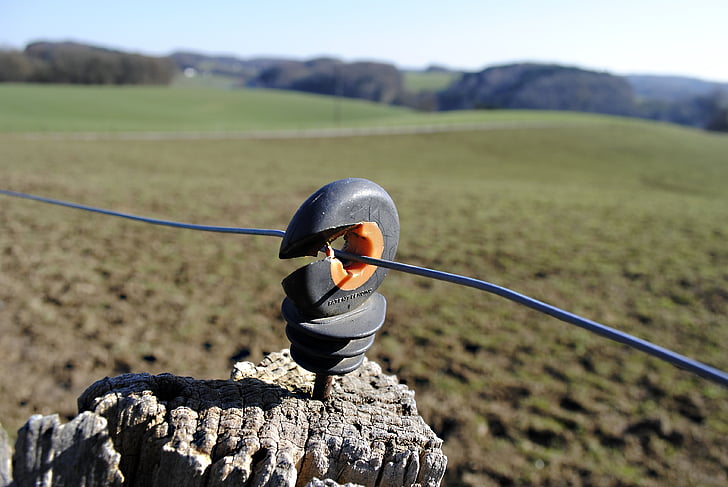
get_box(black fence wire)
[1,188,727,389]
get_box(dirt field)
[2,124,728,486]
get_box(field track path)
[11,120,584,141]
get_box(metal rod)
[312,374,333,400]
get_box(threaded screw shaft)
[312,373,333,400]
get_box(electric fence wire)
[0,189,285,238]
[2,188,727,389]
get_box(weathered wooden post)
[2,350,446,487]
[1,179,446,486]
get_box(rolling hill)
[1,82,727,485]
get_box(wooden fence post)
[2,350,446,487]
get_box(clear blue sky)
[3,0,727,82]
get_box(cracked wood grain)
[5,350,445,487]
[10,412,123,487]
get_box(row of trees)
[439,64,637,116]
[1,42,725,131]
[0,42,175,85]
[636,91,728,131]
[248,59,728,131]
[437,63,728,131]
[248,58,404,104]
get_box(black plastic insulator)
[279,178,399,260]
[282,293,386,375]
[279,178,399,318]
[279,178,399,378]
[282,258,380,317]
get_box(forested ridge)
[2,41,726,131]
[0,41,175,85]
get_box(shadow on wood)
[1,350,446,487]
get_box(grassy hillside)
[0,83,612,133]
[170,72,242,90]
[0,83,416,132]
[1,85,727,486]
[403,70,461,92]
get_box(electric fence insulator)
[278,178,400,399]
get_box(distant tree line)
[244,59,728,131]
[635,90,728,131]
[438,64,637,115]
[2,42,726,132]
[170,51,281,84]
[0,42,176,85]
[248,58,403,104]
[706,102,728,132]
[436,63,728,132]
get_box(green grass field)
[0,83,415,132]
[403,70,461,92]
[1,83,727,486]
[0,82,613,133]
[170,72,242,90]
